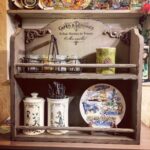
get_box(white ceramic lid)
[24,93,45,103]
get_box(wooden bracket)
[25,29,51,44]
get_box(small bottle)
[23,93,45,135]
[55,55,67,72]
[26,54,40,72]
[41,55,54,72]
[68,55,81,72]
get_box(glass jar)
[41,55,54,72]
[26,54,40,72]
[55,55,67,72]
[67,55,81,72]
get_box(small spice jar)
[55,55,67,72]
[26,54,40,73]
[23,93,45,135]
[67,55,81,72]
[41,55,54,72]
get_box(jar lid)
[68,55,79,59]
[26,54,40,59]
[23,93,45,103]
[56,55,67,60]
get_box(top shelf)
[7,10,145,19]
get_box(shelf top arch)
[7,9,145,19]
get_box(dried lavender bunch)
[48,82,66,99]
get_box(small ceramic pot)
[47,97,69,135]
[23,93,45,135]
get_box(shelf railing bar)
[15,63,137,68]
[16,126,134,133]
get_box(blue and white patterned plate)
[80,83,126,128]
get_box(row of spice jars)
[20,54,81,73]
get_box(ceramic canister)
[23,93,45,135]
[47,97,69,135]
[96,47,116,74]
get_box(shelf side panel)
[130,28,144,143]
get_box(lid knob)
[31,93,38,98]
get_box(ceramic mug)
[47,97,69,135]
[96,47,116,74]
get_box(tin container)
[47,97,69,135]
[23,93,45,135]
[96,47,116,74]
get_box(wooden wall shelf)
[9,10,144,144]
[7,10,144,19]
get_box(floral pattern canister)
[23,93,45,135]
[47,97,69,135]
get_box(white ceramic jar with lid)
[23,92,45,135]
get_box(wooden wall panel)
[0,0,10,123]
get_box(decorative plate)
[11,0,23,8]
[21,0,39,9]
[62,0,91,9]
[38,0,55,9]
[80,83,126,128]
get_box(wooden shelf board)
[7,10,144,19]
[1,124,150,149]
[15,73,138,80]
[14,133,135,144]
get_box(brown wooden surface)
[16,126,135,133]
[15,73,138,80]
[0,123,149,150]
[130,28,144,143]
[7,10,144,19]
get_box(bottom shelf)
[14,132,136,144]
[13,126,136,144]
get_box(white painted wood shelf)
[7,10,144,19]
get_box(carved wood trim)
[103,30,131,45]
[25,29,51,44]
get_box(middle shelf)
[15,73,138,80]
